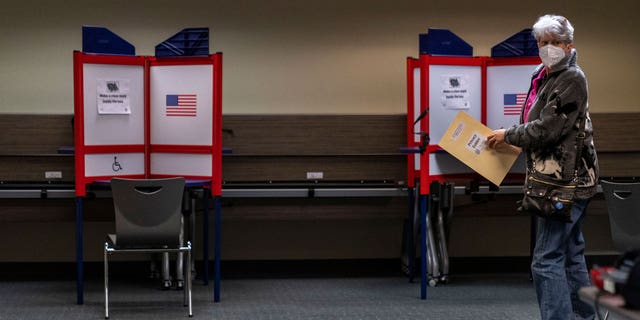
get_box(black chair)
[601,180,640,252]
[104,177,192,318]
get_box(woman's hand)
[486,129,506,149]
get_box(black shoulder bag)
[518,114,586,223]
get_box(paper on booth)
[438,111,521,186]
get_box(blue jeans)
[531,198,595,320]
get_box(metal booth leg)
[214,196,222,302]
[420,194,429,300]
[76,196,84,305]
[202,188,210,285]
[427,182,441,287]
[404,186,417,282]
[435,183,453,284]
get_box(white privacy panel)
[83,64,145,146]
[486,64,537,130]
[429,152,474,176]
[413,67,422,143]
[150,64,213,146]
[428,65,482,145]
[487,64,537,174]
[150,153,212,176]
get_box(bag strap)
[573,109,587,182]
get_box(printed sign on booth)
[97,79,131,114]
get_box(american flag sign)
[166,94,197,117]
[503,93,526,116]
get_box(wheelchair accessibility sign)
[112,156,123,172]
[84,153,145,177]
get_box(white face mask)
[539,45,566,68]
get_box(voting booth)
[73,26,223,304]
[74,27,222,196]
[405,28,540,299]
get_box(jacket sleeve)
[504,71,586,151]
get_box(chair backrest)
[111,177,185,248]
[601,180,640,252]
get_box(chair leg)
[189,197,197,278]
[183,251,187,306]
[104,245,109,319]
[187,247,192,317]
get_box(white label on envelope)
[451,122,464,141]
[465,132,486,155]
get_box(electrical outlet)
[45,171,62,179]
[306,171,324,179]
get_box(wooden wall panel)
[222,155,405,182]
[590,113,640,177]
[598,153,640,178]
[591,113,640,152]
[0,156,74,182]
[0,114,73,154]
[1,113,636,183]
[220,114,407,181]
[221,115,406,155]
[0,113,634,260]
[0,112,637,221]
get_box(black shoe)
[174,280,184,290]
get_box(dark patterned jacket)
[504,49,599,199]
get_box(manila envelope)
[437,111,521,186]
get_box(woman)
[486,14,599,320]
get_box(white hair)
[532,14,574,43]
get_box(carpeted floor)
[0,273,541,320]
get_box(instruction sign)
[97,79,131,114]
